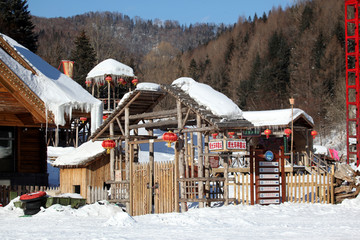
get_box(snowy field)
[1,196,360,240]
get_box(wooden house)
[0,33,102,186]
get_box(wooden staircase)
[303,152,330,174]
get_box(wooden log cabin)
[0,33,102,186]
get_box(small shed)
[52,141,108,199]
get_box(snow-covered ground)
[1,196,360,240]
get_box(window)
[0,127,15,173]
[73,185,81,194]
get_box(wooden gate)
[131,161,175,216]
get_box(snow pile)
[313,145,328,155]
[86,58,135,84]
[2,196,360,239]
[48,146,75,158]
[52,141,105,167]
[243,108,314,127]
[0,34,103,133]
[172,77,243,120]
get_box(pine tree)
[0,0,38,52]
[70,30,97,87]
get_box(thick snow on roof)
[136,82,161,91]
[0,34,103,133]
[172,77,243,120]
[242,108,314,127]
[52,141,105,167]
[86,58,135,84]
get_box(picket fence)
[229,172,334,205]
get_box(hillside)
[33,0,345,140]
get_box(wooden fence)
[0,185,60,206]
[87,186,109,204]
[229,172,334,205]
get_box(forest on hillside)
[32,0,345,140]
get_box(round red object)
[105,75,112,82]
[284,128,292,138]
[103,115,108,120]
[118,78,126,86]
[228,132,235,138]
[85,80,92,87]
[211,133,218,139]
[264,129,271,139]
[20,191,46,201]
[162,131,178,147]
[311,130,318,139]
[80,117,87,123]
[102,139,116,154]
[132,78,139,86]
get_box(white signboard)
[260,193,280,198]
[259,180,279,185]
[259,186,280,191]
[259,174,279,179]
[259,161,279,167]
[259,168,279,173]
[209,140,223,151]
[259,199,280,204]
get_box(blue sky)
[27,0,294,25]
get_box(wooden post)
[204,133,210,206]
[107,80,111,111]
[177,101,186,212]
[224,154,229,206]
[110,122,115,180]
[148,121,154,213]
[174,142,180,213]
[129,144,134,215]
[125,107,130,212]
[280,147,286,203]
[55,126,59,147]
[250,146,254,205]
[75,120,79,148]
[197,114,204,208]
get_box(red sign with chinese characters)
[226,139,246,150]
[209,139,246,152]
[209,140,223,151]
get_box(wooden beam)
[129,119,178,130]
[121,108,188,121]
[115,117,125,136]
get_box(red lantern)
[117,78,124,84]
[162,131,178,147]
[311,130,318,139]
[105,75,112,83]
[264,129,271,139]
[85,80,92,87]
[80,117,87,123]
[102,139,116,154]
[284,128,292,138]
[97,81,104,86]
[132,78,138,86]
[211,133,218,139]
[103,115,108,121]
[228,132,235,138]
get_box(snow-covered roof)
[86,58,135,84]
[242,108,314,128]
[171,77,243,120]
[52,141,105,167]
[0,33,103,133]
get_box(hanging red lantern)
[132,78,139,86]
[119,78,127,86]
[102,139,116,154]
[80,117,87,123]
[211,133,218,139]
[264,129,271,139]
[162,131,178,147]
[103,115,108,121]
[284,128,292,138]
[311,130,318,139]
[228,132,235,138]
[105,75,112,83]
[85,80,92,87]
[97,81,104,86]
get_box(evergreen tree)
[188,58,199,80]
[70,30,97,87]
[0,0,38,52]
[300,5,313,33]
